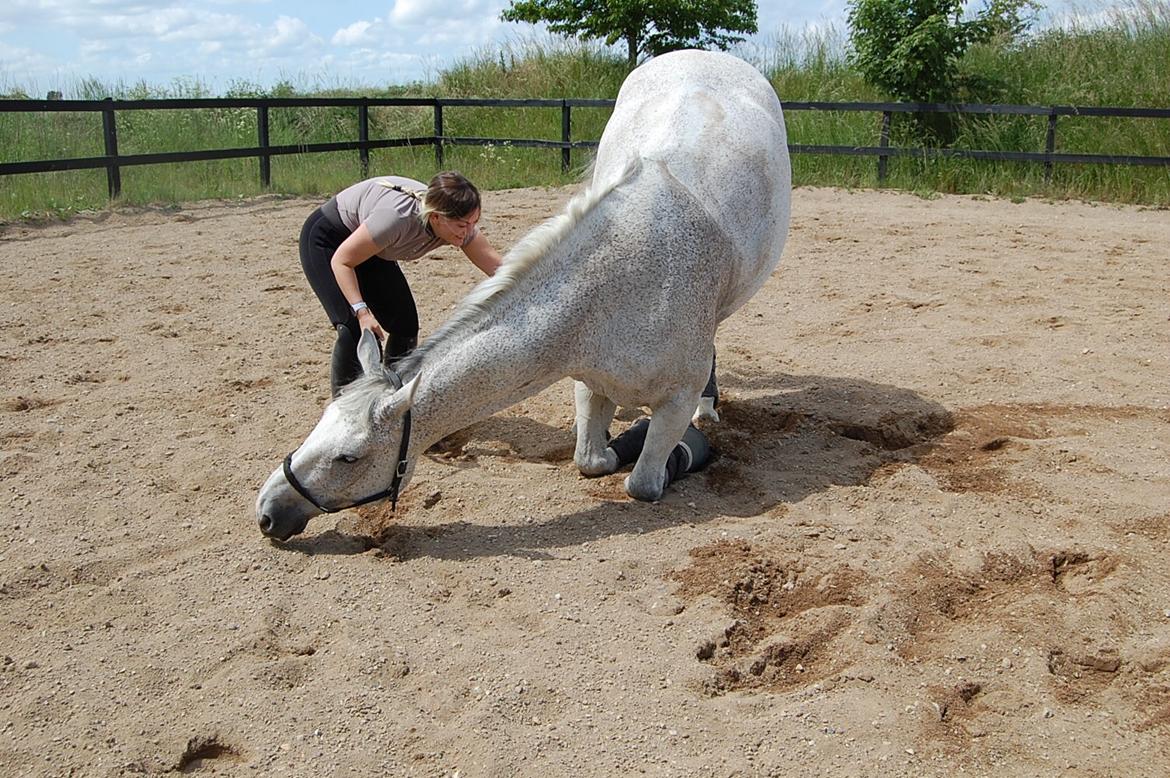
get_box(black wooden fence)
[1,96,1168,199]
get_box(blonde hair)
[382,171,480,228]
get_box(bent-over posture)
[298,171,503,396]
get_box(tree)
[500,0,758,70]
[847,0,1036,105]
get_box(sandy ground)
[1,183,1169,777]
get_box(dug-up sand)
[1,184,1168,776]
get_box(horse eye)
[334,454,359,464]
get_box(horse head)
[256,329,420,541]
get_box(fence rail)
[2,96,1169,198]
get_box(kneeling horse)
[256,49,791,540]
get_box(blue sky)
[1,0,1087,96]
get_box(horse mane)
[333,372,394,434]
[395,157,641,377]
[328,158,641,424]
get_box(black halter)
[281,375,414,514]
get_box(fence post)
[101,98,121,199]
[1044,109,1058,184]
[257,104,271,189]
[877,110,891,185]
[561,100,571,173]
[434,101,444,169]
[358,99,370,179]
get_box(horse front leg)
[573,381,618,476]
[625,397,696,502]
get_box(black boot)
[666,425,712,483]
[606,418,713,488]
[383,331,418,369]
[608,418,651,468]
[330,323,362,398]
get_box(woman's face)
[430,209,480,246]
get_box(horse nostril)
[258,514,274,535]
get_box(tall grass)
[2,6,1168,222]
[759,1,1170,202]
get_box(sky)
[0,0,1089,96]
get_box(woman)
[299,171,503,396]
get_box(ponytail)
[380,172,480,227]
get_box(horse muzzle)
[257,511,309,541]
[255,467,317,541]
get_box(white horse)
[256,49,791,540]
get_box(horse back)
[592,49,792,317]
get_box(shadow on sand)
[278,372,954,561]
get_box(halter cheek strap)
[282,406,413,514]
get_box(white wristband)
[351,301,369,315]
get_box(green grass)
[2,7,1169,222]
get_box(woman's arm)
[461,231,503,276]
[330,223,386,339]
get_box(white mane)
[396,157,641,375]
[333,372,392,434]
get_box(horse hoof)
[575,448,618,477]
[692,396,719,423]
[623,475,663,502]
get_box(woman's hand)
[356,307,386,342]
[330,223,388,342]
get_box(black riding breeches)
[298,201,419,394]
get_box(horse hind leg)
[573,381,619,476]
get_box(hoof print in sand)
[175,734,243,773]
[671,539,867,695]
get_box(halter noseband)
[282,371,413,514]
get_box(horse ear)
[374,373,421,423]
[397,373,421,407]
[356,329,384,377]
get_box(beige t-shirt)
[332,176,478,261]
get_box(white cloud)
[0,1,66,27]
[417,19,505,48]
[0,41,56,77]
[387,0,505,27]
[389,0,431,25]
[2,0,911,93]
[4,0,521,89]
[332,20,375,47]
[268,15,319,50]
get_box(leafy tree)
[500,0,758,70]
[847,0,1037,104]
